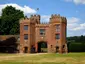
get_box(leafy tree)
[0,6,24,35]
[67,35,85,43]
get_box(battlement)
[30,14,40,17]
[51,14,60,18]
[50,14,67,19]
[19,14,67,24]
[50,14,67,23]
[30,14,40,20]
[61,16,67,23]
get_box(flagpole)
[36,8,39,15]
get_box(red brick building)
[19,14,67,53]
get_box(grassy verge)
[0,53,85,64]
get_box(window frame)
[24,25,28,30]
[24,34,28,40]
[55,34,60,39]
[56,24,60,32]
[40,29,45,36]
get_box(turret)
[49,14,67,53]
[30,14,40,24]
[49,14,67,24]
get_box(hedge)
[68,43,85,52]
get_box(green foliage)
[0,6,24,35]
[67,35,85,52]
[68,43,85,52]
[67,35,85,43]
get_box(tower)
[49,14,67,53]
[19,15,40,53]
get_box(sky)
[0,0,85,37]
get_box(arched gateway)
[37,41,47,53]
[19,14,68,53]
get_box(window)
[56,34,60,39]
[24,25,28,30]
[40,29,45,35]
[24,34,28,40]
[56,24,60,32]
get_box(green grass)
[0,53,85,64]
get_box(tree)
[0,6,24,35]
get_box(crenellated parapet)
[51,14,60,18]
[50,14,67,24]
[19,14,41,24]
[30,14,40,24]
[19,14,67,24]
[61,16,67,24]
[30,14,40,19]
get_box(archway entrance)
[37,41,47,53]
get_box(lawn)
[0,53,85,64]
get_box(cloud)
[67,17,79,23]
[67,17,85,36]
[67,17,80,30]
[0,3,37,16]
[67,17,85,31]
[73,23,85,30]
[41,15,51,23]
[73,0,85,4]
[64,0,85,4]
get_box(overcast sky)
[0,0,85,37]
